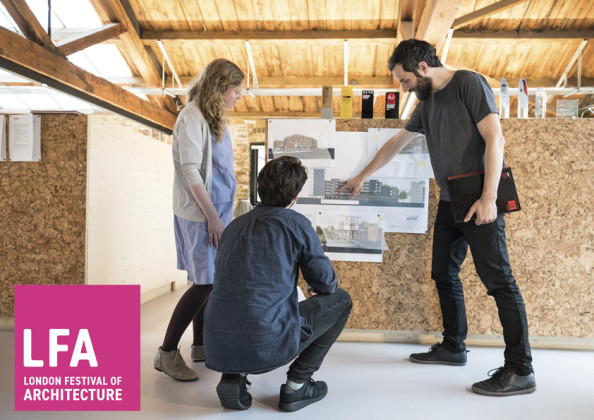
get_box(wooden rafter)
[397,21,414,41]
[140,29,398,41]
[89,0,178,113]
[452,0,530,30]
[56,23,127,56]
[0,0,57,51]
[0,26,176,133]
[415,0,462,52]
[453,29,594,39]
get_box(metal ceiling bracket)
[556,39,587,89]
[344,40,348,86]
[441,29,454,65]
[245,41,258,89]
[157,40,182,88]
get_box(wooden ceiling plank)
[0,0,56,50]
[56,23,127,56]
[324,0,344,31]
[0,26,176,133]
[379,0,398,30]
[452,0,530,30]
[269,0,291,31]
[254,0,276,31]
[194,0,224,31]
[514,0,553,31]
[363,0,382,30]
[176,0,204,31]
[350,0,364,31]
[217,0,241,31]
[304,96,317,113]
[140,29,398,40]
[309,43,323,79]
[288,0,309,31]
[343,0,353,31]
[308,0,327,31]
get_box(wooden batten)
[141,29,398,41]
[56,23,127,56]
[452,0,530,30]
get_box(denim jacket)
[204,205,337,373]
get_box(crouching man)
[204,156,352,412]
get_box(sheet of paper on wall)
[292,130,429,238]
[0,115,6,161]
[32,115,41,161]
[268,119,335,167]
[366,128,434,179]
[9,114,40,162]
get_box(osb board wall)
[331,118,593,339]
[0,114,87,317]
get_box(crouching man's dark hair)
[257,156,308,207]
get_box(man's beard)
[413,75,433,101]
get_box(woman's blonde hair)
[186,59,244,142]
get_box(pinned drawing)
[315,210,385,262]
[267,119,335,167]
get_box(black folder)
[447,166,521,223]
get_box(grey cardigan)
[172,101,213,222]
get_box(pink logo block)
[14,285,140,411]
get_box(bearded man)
[339,38,535,397]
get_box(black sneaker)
[216,374,252,410]
[472,366,536,396]
[409,342,467,366]
[278,378,328,412]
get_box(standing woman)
[154,59,244,381]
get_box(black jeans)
[432,200,533,375]
[286,288,352,382]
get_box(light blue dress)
[174,128,236,285]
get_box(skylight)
[69,45,134,79]
[24,0,102,31]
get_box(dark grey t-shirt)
[404,70,498,201]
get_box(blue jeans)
[286,288,352,382]
[432,201,533,375]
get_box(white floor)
[2,286,594,419]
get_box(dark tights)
[162,284,213,351]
